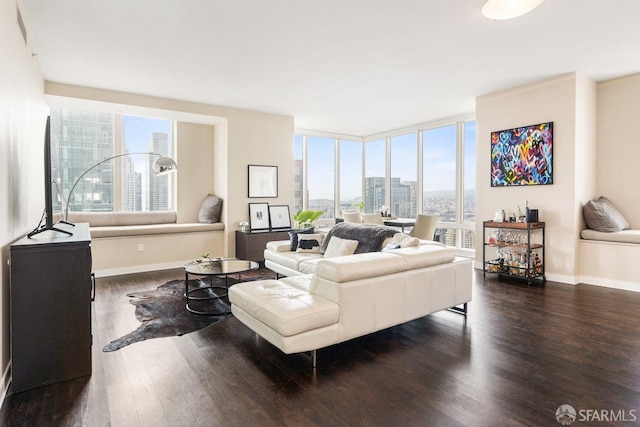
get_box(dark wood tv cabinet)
[10,222,93,393]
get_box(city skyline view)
[49,108,173,213]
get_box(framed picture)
[248,165,278,198]
[490,122,553,187]
[248,203,270,231]
[268,205,291,230]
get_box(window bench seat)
[62,211,225,276]
[579,229,640,292]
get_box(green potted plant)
[354,201,365,212]
[293,210,323,230]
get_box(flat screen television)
[28,116,72,238]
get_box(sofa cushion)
[198,194,223,224]
[315,252,407,283]
[296,234,324,253]
[264,249,323,271]
[323,236,359,258]
[319,222,398,254]
[229,280,339,337]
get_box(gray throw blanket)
[320,222,398,254]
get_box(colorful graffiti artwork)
[490,122,553,187]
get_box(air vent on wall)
[16,3,27,46]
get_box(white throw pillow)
[323,236,359,258]
[296,234,325,253]
[391,233,420,248]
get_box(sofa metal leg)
[447,302,468,315]
[312,350,317,369]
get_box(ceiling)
[21,0,640,137]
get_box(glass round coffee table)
[183,258,259,315]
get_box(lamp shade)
[482,0,544,20]
[153,156,178,176]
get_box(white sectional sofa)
[229,223,473,365]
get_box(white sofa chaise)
[229,232,472,366]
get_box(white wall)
[1,0,47,400]
[176,122,216,223]
[475,73,597,284]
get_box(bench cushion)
[229,280,339,337]
[90,222,223,238]
[65,211,177,226]
[581,229,640,244]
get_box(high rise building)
[147,132,170,211]
[50,108,114,213]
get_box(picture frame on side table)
[248,165,278,198]
[268,205,291,230]
[248,203,270,231]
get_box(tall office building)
[122,156,142,212]
[364,177,385,214]
[147,132,170,211]
[50,108,115,213]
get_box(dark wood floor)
[1,268,640,426]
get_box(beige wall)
[475,73,597,284]
[44,82,295,261]
[1,0,47,400]
[176,122,216,223]
[596,73,640,228]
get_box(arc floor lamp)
[62,152,177,223]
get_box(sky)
[298,121,476,200]
[123,115,171,171]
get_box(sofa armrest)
[266,240,293,252]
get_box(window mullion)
[113,115,124,211]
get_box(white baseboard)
[578,275,640,293]
[473,261,640,292]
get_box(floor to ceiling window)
[340,139,362,213]
[294,114,476,251]
[306,136,335,219]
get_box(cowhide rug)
[103,277,236,352]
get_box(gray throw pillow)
[583,197,628,232]
[597,196,630,229]
[198,195,223,223]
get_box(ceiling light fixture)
[482,0,545,20]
